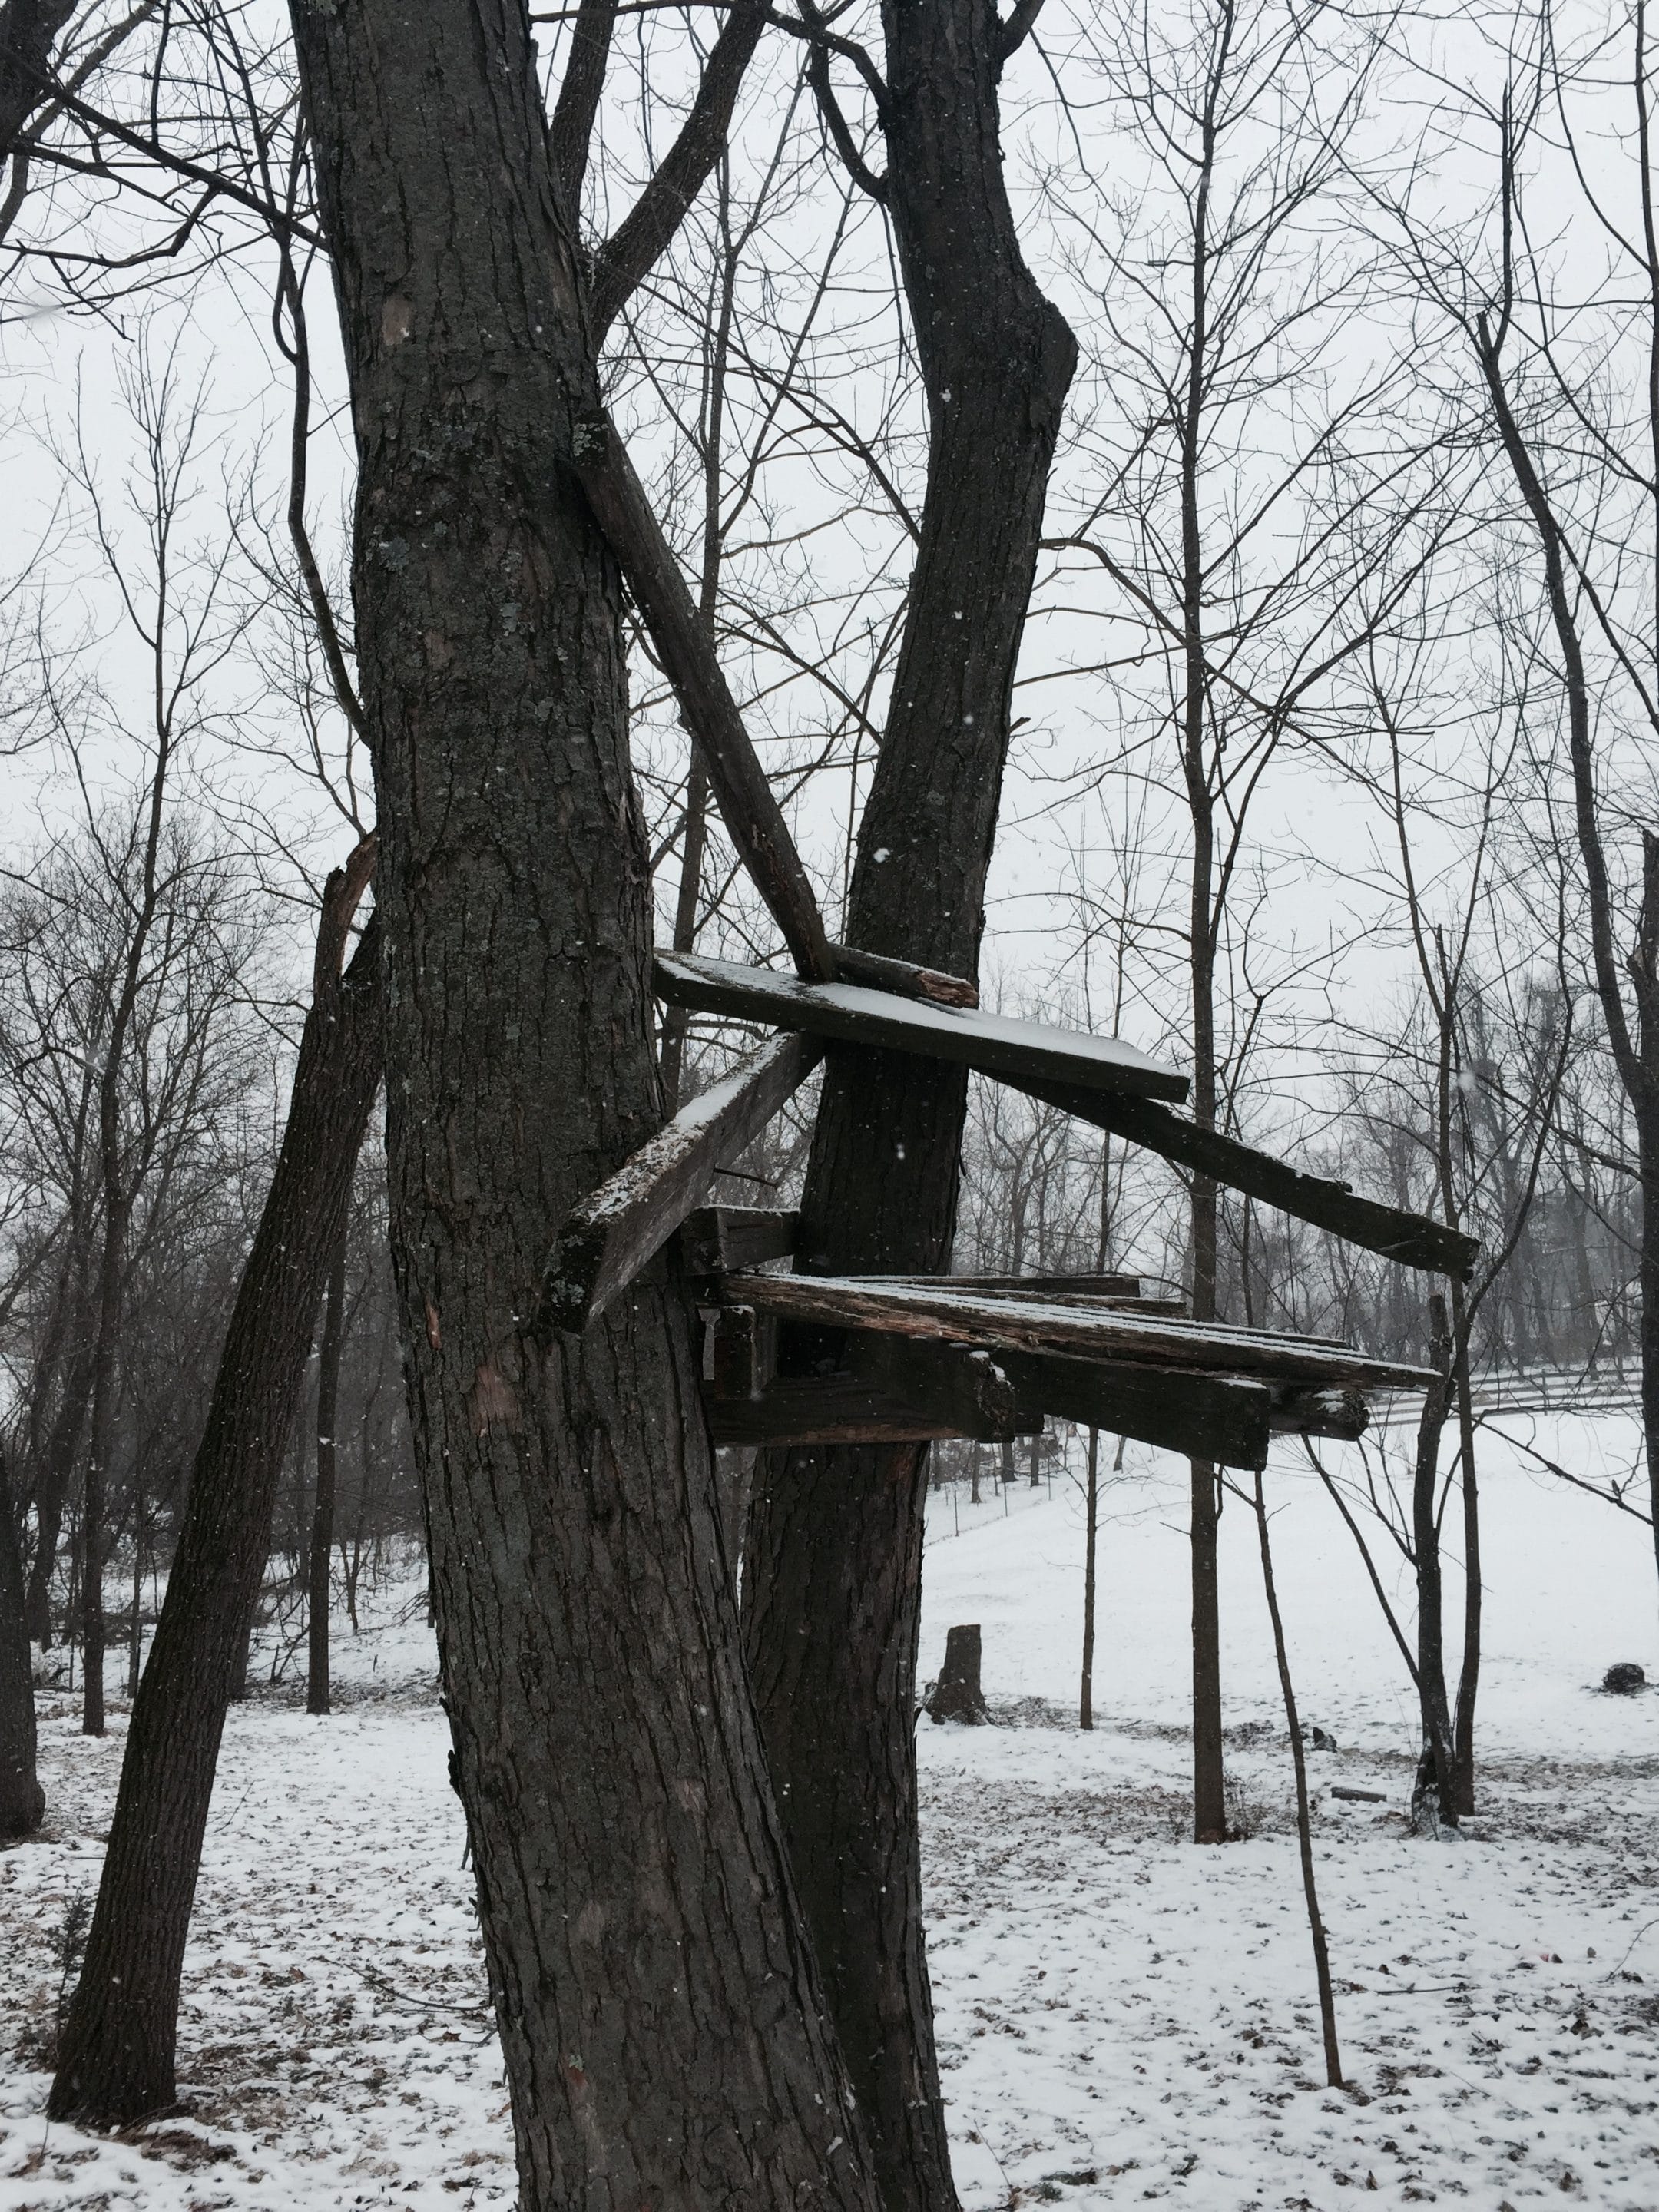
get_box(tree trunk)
[1449,1275,1481,1816]
[743,8,1075,2207]
[24,1339,91,1647]
[0,1449,45,1837]
[281,8,878,2205]
[306,1233,347,1718]
[50,884,382,2118]
[925,1624,986,1724]
[1410,1296,1458,1832]
[1080,1426,1100,1731]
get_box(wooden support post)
[569,411,980,1010]
[539,1035,822,1334]
[680,1206,799,1276]
[654,951,1188,1103]
[570,412,834,980]
[1000,1074,1480,1280]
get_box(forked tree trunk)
[283,7,876,2205]
[49,894,382,2124]
[306,1234,347,1717]
[0,1449,45,1837]
[743,6,1076,2207]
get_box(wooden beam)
[706,1338,1025,1446]
[1269,1386,1369,1442]
[1001,1075,1479,1280]
[995,1349,1275,1471]
[570,412,834,979]
[539,1035,823,1334]
[680,1205,799,1276]
[654,951,1190,1104]
[720,1272,1440,1392]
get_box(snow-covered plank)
[1002,1075,1479,1279]
[539,1035,822,1333]
[719,1272,1439,1392]
[652,951,1189,1103]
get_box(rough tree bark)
[0,1449,45,1836]
[49,850,382,2123]
[306,1232,347,1718]
[23,1333,91,1647]
[283,6,878,2206]
[743,6,1076,2208]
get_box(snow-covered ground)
[4,1406,1657,2210]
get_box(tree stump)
[1602,1661,1647,1694]
[926,1624,988,1725]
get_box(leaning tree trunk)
[0,1449,45,1837]
[283,7,878,2207]
[743,7,1076,2208]
[306,1233,347,1717]
[50,878,383,2124]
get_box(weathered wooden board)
[654,951,1190,1104]
[719,1272,1440,1392]
[680,1205,799,1276]
[861,1271,1149,1300]
[1002,1074,1479,1280]
[704,1334,1022,1445]
[539,1035,823,1334]
[995,1349,1275,1470]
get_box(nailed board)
[540,1035,822,1333]
[680,1206,799,1276]
[1003,1074,1479,1280]
[654,951,1189,1104]
[995,1349,1275,1470]
[718,1273,1439,1392]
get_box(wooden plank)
[1001,1075,1479,1280]
[719,1273,1440,1392]
[862,1279,1184,1317]
[680,1205,799,1276]
[706,1339,1024,1446]
[861,1271,1147,1299]
[996,1349,1274,1471]
[654,951,1190,1104]
[539,1035,823,1334]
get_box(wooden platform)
[654,950,1189,1103]
[716,1272,1437,1392]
